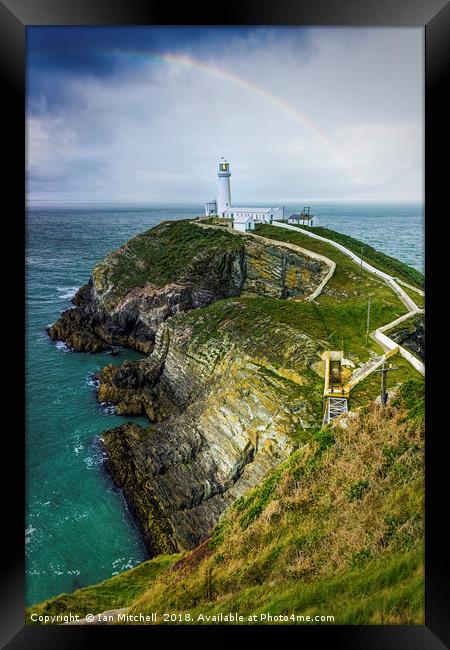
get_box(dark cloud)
[26,26,313,114]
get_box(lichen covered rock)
[100,305,326,553]
[47,221,330,353]
[48,219,330,554]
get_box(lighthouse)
[217,157,231,216]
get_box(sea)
[25,201,424,606]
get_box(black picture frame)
[1,0,449,646]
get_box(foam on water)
[56,286,81,300]
[55,341,70,352]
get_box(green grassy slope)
[255,225,409,361]
[26,554,181,623]
[296,225,424,289]
[92,220,244,308]
[27,380,424,625]
[124,379,424,624]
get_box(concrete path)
[396,278,425,297]
[271,222,419,312]
[271,222,424,376]
[194,219,424,377]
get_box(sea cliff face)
[389,313,425,361]
[48,220,330,554]
[100,310,325,554]
[47,221,330,354]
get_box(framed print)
[1,0,449,646]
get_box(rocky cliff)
[48,220,331,555]
[389,313,425,361]
[47,220,330,353]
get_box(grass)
[26,553,181,623]
[150,547,424,625]
[29,386,421,625]
[93,220,244,308]
[298,225,424,289]
[119,383,424,624]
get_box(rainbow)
[32,45,350,172]
[112,49,350,172]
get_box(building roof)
[224,207,277,214]
[233,213,254,223]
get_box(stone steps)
[344,355,385,389]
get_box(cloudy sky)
[26,27,423,204]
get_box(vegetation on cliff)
[298,224,424,289]
[40,218,425,624]
[125,379,424,624]
[92,220,245,310]
[26,554,181,623]
[27,379,424,624]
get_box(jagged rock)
[48,220,330,554]
[101,314,325,553]
[47,221,330,353]
[389,314,425,361]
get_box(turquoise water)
[25,202,424,607]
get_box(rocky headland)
[48,220,332,555]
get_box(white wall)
[234,222,247,232]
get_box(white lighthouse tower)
[217,157,231,216]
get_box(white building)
[288,207,315,226]
[233,213,256,232]
[226,206,283,232]
[204,158,283,232]
[217,157,232,214]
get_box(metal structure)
[323,397,348,426]
[374,360,399,406]
[321,346,400,425]
[322,351,349,425]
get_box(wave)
[83,437,108,470]
[56,286,80,300]
[25,525,37,545]
[55,341,71,353]
[100,402,117,416]
[86,374,100,389]
[73,443,84,455]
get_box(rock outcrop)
[389,314,425,361]
[48,220,330,555]
[101,311,325,554]
[47,221,330,354]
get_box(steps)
[344,355,385,390]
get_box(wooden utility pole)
[375,361,398,406]
[365,297,371,346]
